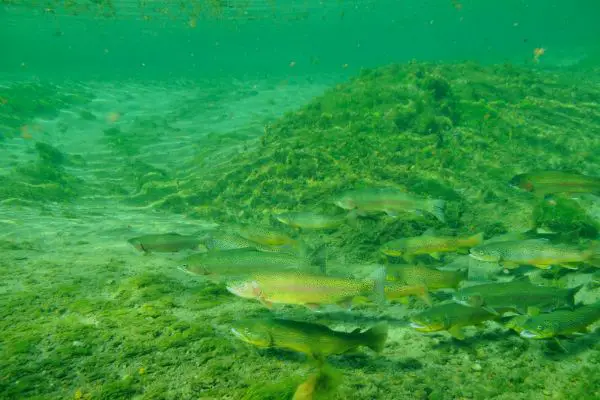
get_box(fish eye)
[537,325,543,330]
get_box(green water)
[1,1,600,399]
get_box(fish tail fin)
[310,244,328,275]
[467,232,485,247]
[587,242,600,267]
[361,322,389,353]
[567,284,584,307]
[428,199,446,223]
[369,266,387,306]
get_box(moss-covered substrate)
[2,62,600,399]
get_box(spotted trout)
[333,188,446,222]
[226,268,386,310]
[453,278,582,314]
[127,233,202,253]
[381,232,483,260]
[231,318,388,360]
[410,302,501,340]
[469,239,600,269]
[510,171,600,196]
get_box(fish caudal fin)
[369,266,387,306]
[428,199,446,223]
[361,322,389,353]
[567,284,584,308]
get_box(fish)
[409,302,500,340]
[203,231,295,253]
[333,188,446,222]
[226,267,386,310]
[453,278,582,315]
[231,318,388,360]
[275,211,345,230]
[516,301,600,340]
[381,232,483,260]
[235,225,299,247]
[386,264,467,291]
[181,249,318,279]
[509,171,600,196]
[469,238,600,269]
[127,233,201,253]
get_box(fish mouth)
[520,330,540,339]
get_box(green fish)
[204,231,295,253]
[386,264,467,291]
[231,318,388,360]
[127,233,201,253]
[410,302,500,340]
[275,211,345,230]
[181,249,318,279]
[381,232,483,260]
[226,268,386,310]
[469,238,600,269]
[235,225,299,247]
[510,171,600,196]
[453,278,582,315]
[333,188,446,222]
[516,301,600,339]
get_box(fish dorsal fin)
[421,228,437,236]
[526,306,540,317]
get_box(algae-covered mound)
[0,82,94,137]
[0,142,85,203]
[179,62,599,240]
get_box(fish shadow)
[329,352,423,372]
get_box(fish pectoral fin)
[429,252,442,260]
[499,261,520,269]
[419,289,433,306]
[384,210,398,217]
[304,303,321,311]
[553,337,568,353]
[456,248,470,255]
[483,307,500,316]
[558,263,579,270]
[448,326,465,340]
[336,299,354,310]
[259,298,273,309]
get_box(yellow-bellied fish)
[204,231,295,253]
[469,238,600,269]
[275,211,345,230]
[127,233,201,253]
[453,278,582,315]
[231,318,388,360]
[515,301,600,339]
[181,249,319,279]
[226,268,386,310]
[386,264,467,291]
[236,225,299,247]
[510,171,600,196]
[381,232,483,260]
[333,188,446,222]
[410,302,501,340]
